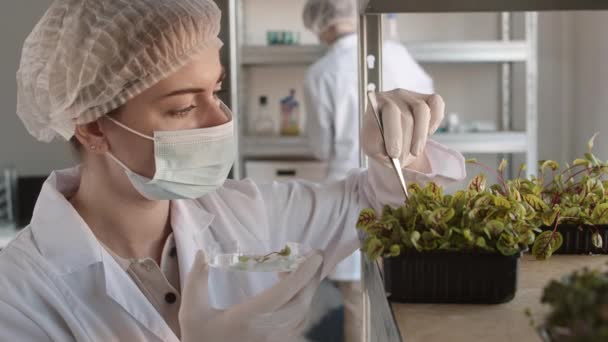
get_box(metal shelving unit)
[358,3,608,342]
[358,12,538,177]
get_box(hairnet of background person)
[302,0,357,35]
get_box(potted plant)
[356,163,540,304]
[533,266,608,341]
[522,134,608,260]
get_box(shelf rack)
[357,13,537,178]
[242,40,529,65]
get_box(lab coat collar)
[170,198,216,291]
[31,167,104,274]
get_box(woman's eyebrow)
[160,88,204,99]
[158,67,226,100]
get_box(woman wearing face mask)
[0,1,466,341]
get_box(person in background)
[302,0,435,340]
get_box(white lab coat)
[0,144,464,341]
[303,34,434,281]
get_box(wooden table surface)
[391,254,608,342]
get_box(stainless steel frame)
[500,13,513,133]
[499,12,514,178]
[359,10,405,342]
[216,0,242,179]
[526,13,539,181]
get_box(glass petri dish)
[208,241,312,273]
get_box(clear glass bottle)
[253,96,276,136]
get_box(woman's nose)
[199,101,231,128]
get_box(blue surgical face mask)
[105,102,235,200]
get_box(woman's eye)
[170,105,196,117]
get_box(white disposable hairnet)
[17,0,223,142]
[302,0,357,35]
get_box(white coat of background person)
[0,0,465,341]
[302,1,434,340]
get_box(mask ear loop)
[105,151,134,173]
[219,100,233,121]
[103,116,158,183]
[105,116,155,141]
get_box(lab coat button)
[165,292,177,304]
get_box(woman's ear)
[74,120,109,155]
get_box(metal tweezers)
[367,91,409,200]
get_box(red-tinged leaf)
[356,208,377,229]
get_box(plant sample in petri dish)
[208,241,311,273]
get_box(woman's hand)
[362,89,445,169]
[179,250,323,342]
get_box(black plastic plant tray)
[541,225,608,254]
[383,251,520,304]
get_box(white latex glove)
[362,89,445,168]
[179,250,323,342]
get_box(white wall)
[570,12,608,160]
[0,1,74,176]
[243,0,317,45]
[536,13,574,164]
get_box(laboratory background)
[1,1,608,341]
